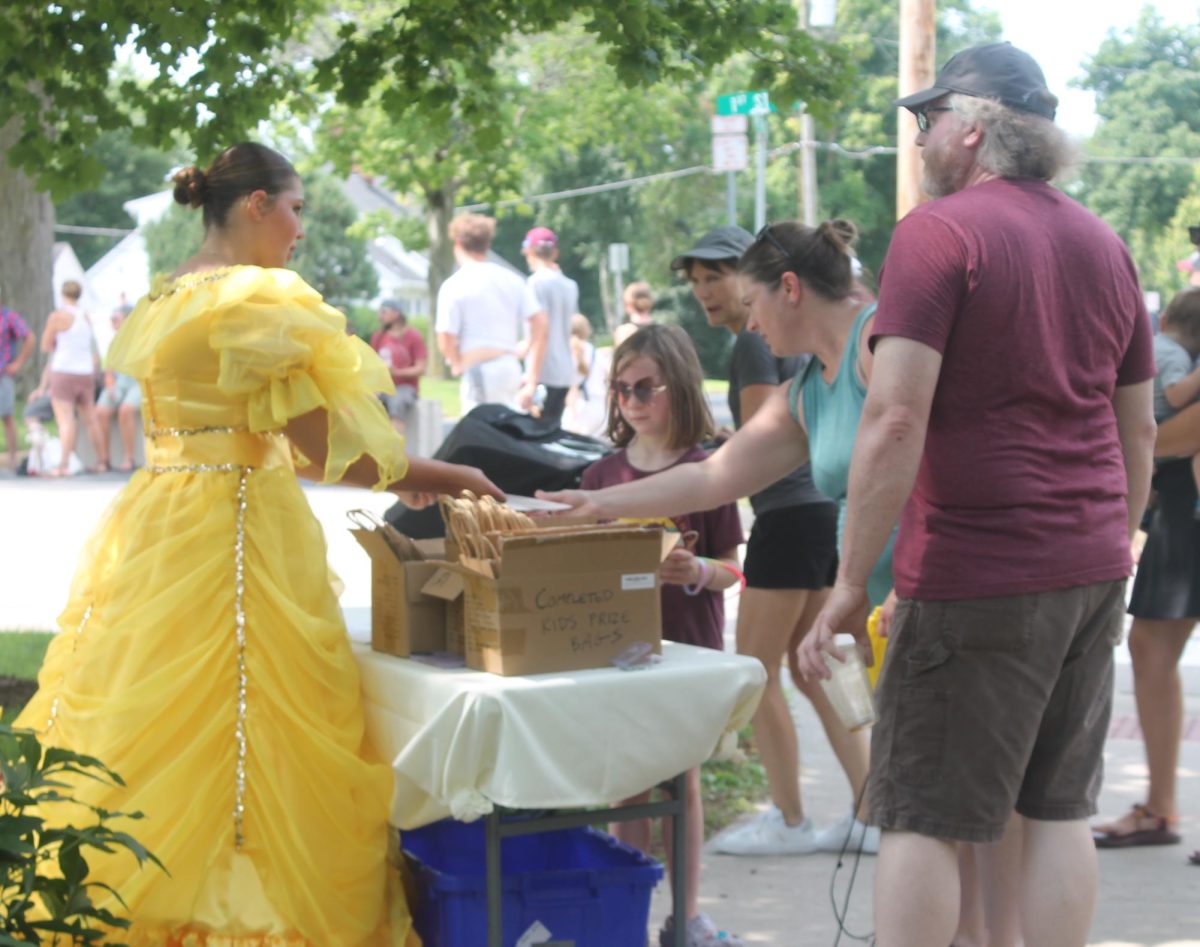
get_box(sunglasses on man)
[914,106,954,133]
[611,380,668,405]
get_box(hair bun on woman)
[172,167,208,209]
[818,218,859,253]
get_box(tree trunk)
[0,120,55,395]
[424,181,457,380]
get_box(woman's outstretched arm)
[539,382,808,519]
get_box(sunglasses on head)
[913,105,953,133]
[755,223,791,261]
[611,380,668,405]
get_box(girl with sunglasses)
[580,324,746,947]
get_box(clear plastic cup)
[819,638,878,732]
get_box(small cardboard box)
[350,529,455,658]
[451,526,677,676]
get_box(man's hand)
[877,589,898,639]
[796,582,871,681]
[4,363,20,377]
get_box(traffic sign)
[711,114,748,135]
[712,134,749,172]
[717,91,772,117]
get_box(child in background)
[563,313,608,437]
[580,324,745,947]
[1152,287,1200,498]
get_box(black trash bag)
[384,404,611,538]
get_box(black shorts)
[743,502,838,590]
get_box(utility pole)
[753,109,769,232]
[897,0,937,220]
[795,0,822,226]
[797,108,818,227]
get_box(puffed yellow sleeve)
[209,269,408,489]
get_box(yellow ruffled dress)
[16,266,420,946]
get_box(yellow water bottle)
[865,606,889,690]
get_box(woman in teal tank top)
[790,300,897,609]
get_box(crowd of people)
[7,38,1197,947]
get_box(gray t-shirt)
[1152,332,1195,421]
[529,267,579,388]
[728,328,833,514]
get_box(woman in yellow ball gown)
[15,142,502,946]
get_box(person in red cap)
[796,42,1157,947]
[521,225,578,425]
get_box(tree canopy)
[1074,9,1200,296]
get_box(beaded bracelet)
[682,557,713,596]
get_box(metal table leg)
[486,810,503,947]
[481,775,690,946]
[670,771,687,947]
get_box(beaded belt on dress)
[144,425,291,473]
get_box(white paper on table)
[504,494,573,512]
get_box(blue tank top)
[787,302,895,607]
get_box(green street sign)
[717,90,773,116]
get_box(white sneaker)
[711,806,819,855]
[659,912,745,947]
[814,811,881,855]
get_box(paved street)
[1,469,1197,945]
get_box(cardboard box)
[350,529,455,658]
[450,526,677,676]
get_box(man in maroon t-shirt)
[798,43,1157,947]
[370,299,427,435]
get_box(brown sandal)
[1093,803,1181,849]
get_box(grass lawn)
[0,631,54,724]
[421,376,727,421]
[6,377,726,444]
[0,631,54,680]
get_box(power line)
[1084,155,1200,165]
[457,163,713,212]
[456,140,1200,213]
[53,224,134,237]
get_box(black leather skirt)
[1129,459,1200,620]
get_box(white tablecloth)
[353,641,766,829]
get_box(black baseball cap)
[670,225,754,271]
[894,42,1058,121]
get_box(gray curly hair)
[948,93,1076,182]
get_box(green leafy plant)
[0,723,164,946]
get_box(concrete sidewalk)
[648,678,1200,946]
[2,472,1198,945]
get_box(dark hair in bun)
[172,167,208,209]
[171,142,298,230]
[737,217,861,301]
